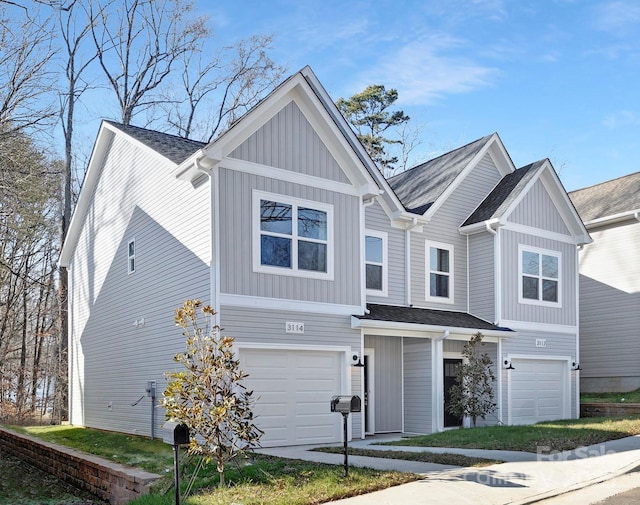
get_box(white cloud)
[357,37,496,106]
[594,1,640,33]
[602,110,640,129]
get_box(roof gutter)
[351,317,514,339]
[583,209,640,228]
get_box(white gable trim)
[424,134,515,221]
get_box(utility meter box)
[162,421,190,446]
[330,395,361,414]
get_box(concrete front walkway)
[255,435,640,505]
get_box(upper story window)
[365,230,387,296]
[519,245,561,306]
[253,190,333,280]
[426,241,454,304]
[127,239,135,274]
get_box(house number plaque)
[535,339,547,348]
[286,322,305,334]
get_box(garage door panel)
[240,348,343,447]
[510,359,567,425]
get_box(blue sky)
[201,0,640,191]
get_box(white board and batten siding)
[222,306,362,445]
[508,180,571,234]
[68,132,211,435]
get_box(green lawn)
[378,415,640,453]
[581,389,640,404]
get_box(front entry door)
[444,358,463,427]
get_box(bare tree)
[88,0,208,125]
[0,5,57,136]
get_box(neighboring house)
[60,67,591,447]
[569,172,640,393]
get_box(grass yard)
[6,426,418,505]
[378,415,640,453]
[581,388,640,404]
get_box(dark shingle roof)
[387,134,494,214]
[105,121,205,164]
[463,160,545,226]
[356,304,513,332]
[569,171,640,222]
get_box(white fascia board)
[351,316,515,339]
[459,218,502,235]
[60,122,114,267]
[584,209,640,228]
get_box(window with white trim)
[127,239,135,274]
[365,230,387,296]
[426,241,454,303]
[253,191,333,279]
[519,245,561,306]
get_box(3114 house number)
[286,322,304,334]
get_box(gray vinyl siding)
[365,200,406,305]
[229,100,350,184]
[68,133,210,436]
[218,167,361,306]
[508,180,570,234]
[412,153,502,311]
[364,335,403,432]
[221,306,363,439]
[403,338,432,434]
[579,220,640,382]
[468,232,496,323]
[500,229,577,326]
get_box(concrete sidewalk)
[255,435,640,505]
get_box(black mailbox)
[162,421,190,445]
[330,395,361,414]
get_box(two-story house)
[569,172,640,393]
[60,67,590,447]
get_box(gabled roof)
[388,134,497,214]
[462,160,545,226]
[353,304,514,337]
[568,171,640,224]
[104,121,204,164]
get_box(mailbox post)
[162,421,190,505]
[330,395,361,477]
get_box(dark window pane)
[366,236,383,263]
[261,235,291,267]
[542,254,558,278]
[522,251,539,276]
[298,207,327,240]
[261,200,292,234]
[128,241,135,256]
[298,240,326,272]
[522,276,539,299]
[366,264,383,290]
[430,247,449,273]
[542,279,558,302]
[430,273,449,297]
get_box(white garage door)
[510,359,568,425]
[240,348,343,447]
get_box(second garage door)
[510,358,568,425]
[240,348,343,447]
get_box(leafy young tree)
[336,84,410,176]
[446,332,496,428]
[163,300,263,486]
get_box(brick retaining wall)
[581,402,640,417]
[0,427,160,505]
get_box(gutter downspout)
[405,217,420,306]
[635,212,640,222]
[194,157,220,327]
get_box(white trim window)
[519,245,561,306]
[127,239,135,274]
[426,241,454,303]
[253,190,333,279]
[365,230,388,296]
